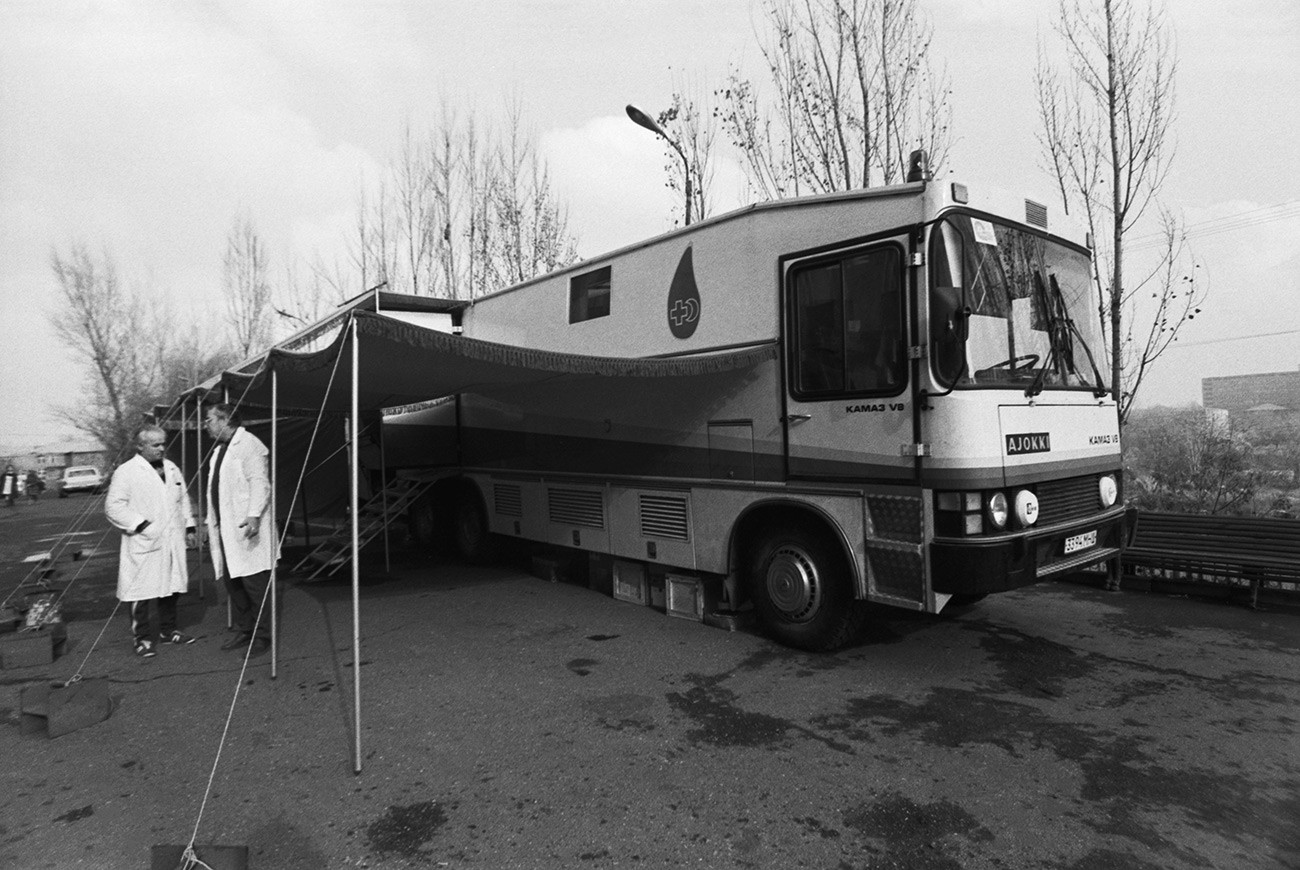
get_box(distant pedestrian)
[1,465,16,507]
[204,404,278,656]
[105,426,197,659]
[25,470,43,501]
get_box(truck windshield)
[928,214,1105,393]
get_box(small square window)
[569,266,611,323]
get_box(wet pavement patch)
[567,657,599,676]
[365,800,447,860]
[584,692,656,733]
[585,634,619,642]
[841,791,992,868]
[664,673,851,753]
[666,674,796,748]
[795,816,841,839]
[1056,847,1168,870]
[734,648,789,673]
[53,805,93,824]
[816,686,1300,863]
[972,623,1093,697]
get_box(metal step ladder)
[290,478,433,581]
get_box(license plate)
[1063,530,1097,554]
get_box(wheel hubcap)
[765,545,820,622]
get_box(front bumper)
[930,504,1128,594]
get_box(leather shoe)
[220,632,253,651]
[248,637,271,656]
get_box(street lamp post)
[625,104,692,226]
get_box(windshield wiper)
[1025,271,1062,398]
[1049,274,1109,398]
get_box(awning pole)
[180,396,191,595]
[196,394,206,600]
[223,386,232,629]
[180,396,188,497]
[380,418,390,573]
[271,368,279,680]
[350,316,362,774]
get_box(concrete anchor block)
[150,844,249,870]
[20,679,112,738]
[0,631,53,668]
[0,622,67,668]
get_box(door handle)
[782,413,812,424]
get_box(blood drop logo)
[667,246,701,339]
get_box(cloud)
[541,115,685,257]
[541,114,751,260]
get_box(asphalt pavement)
[0,496,1297,869]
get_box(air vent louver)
[547,488,605,529]
[639,494,689,541]
[493,484,522,518]
[1025,200,1048,228]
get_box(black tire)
[407,494,449,553]
[745,521,865,652]
[452,488,492,562]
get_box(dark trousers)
[130,594,180,644]
[223,569,273,640]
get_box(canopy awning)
[176,310,777,414]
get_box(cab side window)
[790,245,905,397]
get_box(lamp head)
[626,104,665,137]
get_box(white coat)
[206,427,279,579]
[105,455,194,602]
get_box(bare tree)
[156,321,243,407]
[717,0,952,199]
[49,243,172,461]
[487,101,579,287]
[275,258,349,337]
[657,76,721,225]
[1036,0,1186,422]
[343,104,578,302]
[1117,207,1205,420]
[394,122,438,296]
[1126,405,1255,514]
[223,213,273,357]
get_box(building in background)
[1202,365,1300,422]
[0,440,110,484]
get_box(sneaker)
[135,639,156,658]
[160,630,196,645]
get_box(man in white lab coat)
[105,426,197,658]
[204,404,278,656]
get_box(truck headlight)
[1098,474,1118,508]
[1014,490,1039,526]
[986,491,1009,530]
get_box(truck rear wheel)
[453,489,491,562]
[408,494,448,553]
[745,522,864,652]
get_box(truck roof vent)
[1025,200,1048,228]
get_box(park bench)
[1121,510,1300,608]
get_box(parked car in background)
[58,466,104,496]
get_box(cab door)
[782,238,915,482]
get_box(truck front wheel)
[745,522,864,652]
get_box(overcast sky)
[1,0,1297,448]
